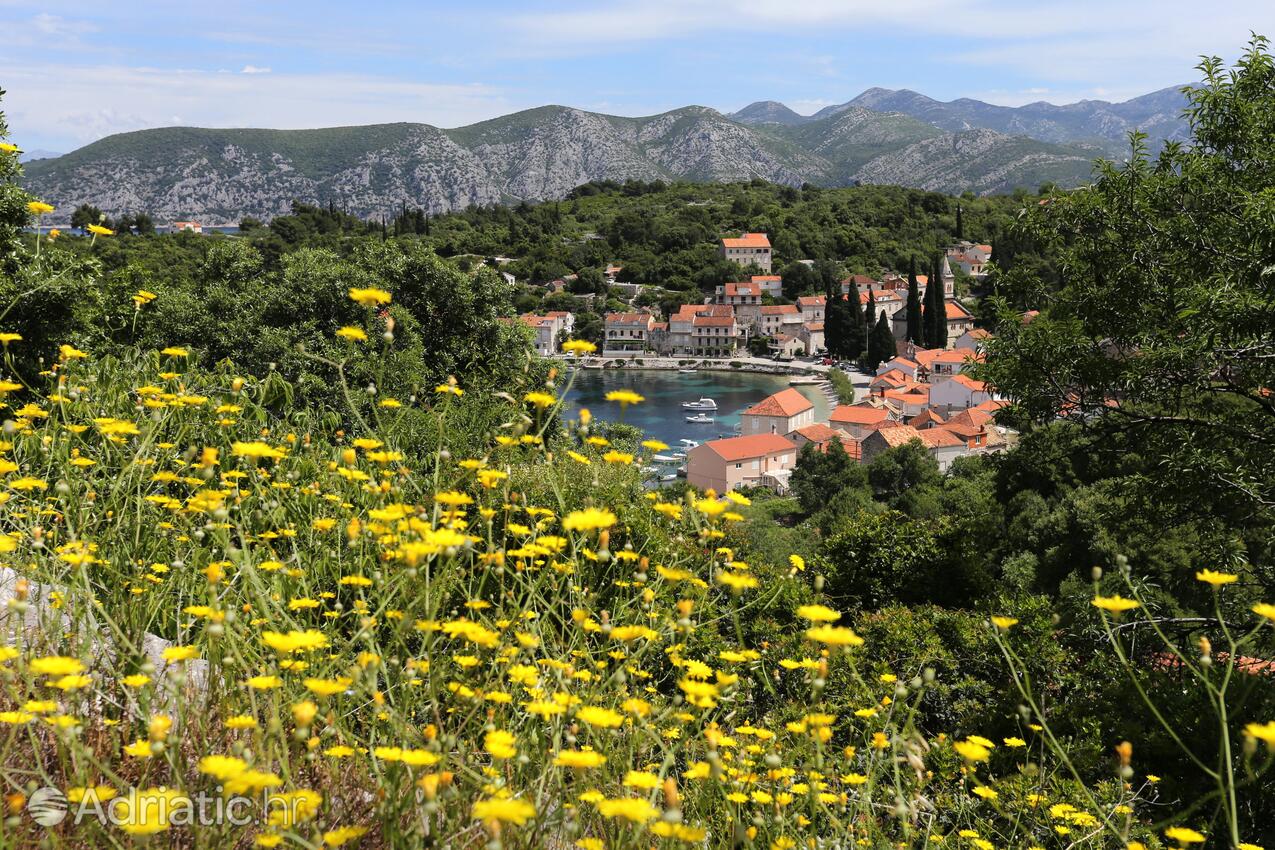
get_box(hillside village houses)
[519,311,574,355]
[685,335,1007,492]
[946,241,993,279]
[719,232,772,273]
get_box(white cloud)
[239,64,271,74]
[2,63,515,149]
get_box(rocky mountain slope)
[734,86,1190,155]
[24,89,1153,221]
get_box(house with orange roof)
[928,348,983,382]
[750,275,783,297]
[758,304,802,337]
[829,404,893,440]
[768,332,804,359]
[740,388,815,437]
[796,295,826,322]
[840,274,880,296]
[930,373,994,413]
[908,409,946,430]
[917,427,968,470]
[800,321,824,355]
[791,423,862,461]
[860,423,925,463]
[876,356,920,381]
[686,433,797,494]
[604,312,655,355]
[883,385,930,417]
[715,281,765,327]
[720,233,772,273]
[946,241,993,278]
[659,304,741,357]
[954,327,993,352]
[520,311,575,355]
[944,301,976,341]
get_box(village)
[518,232,1005,491]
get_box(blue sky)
[2,0,1271,152]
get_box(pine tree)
[905,257,923,343]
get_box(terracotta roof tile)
[743,388,814,418]
[698,433,795,462]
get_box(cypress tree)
[905,257,923,343]
[845,283,866,361]
[867,312,895,370]
[865,290,876,340]
[823,281,845,357]
[955,203,964,240]
[922,255,938,347]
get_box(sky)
[2,0,1272,153]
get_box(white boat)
[659,473,680,483]
[685,413,715,424]
[681,397,718,410]
[651,454,681,464]
[678,368,698,374]
[678,439,699,449]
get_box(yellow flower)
[160,645,199,663]
[472,798,535,826]
[323,826,369,846]
[59,344,89,360]
[605,389,645,405]
[485,729,517,759]
[991,616,1019,630]
[575,706,624,728]
[796,604,841,622]
[562,339,597,355]
[0,333,21,344]
[1163,827,1206,845]
[1254,603,1275,621]
[247,675,283,690]
[27,201,55,215]
[596,797,659,823]
[562,507,616,532]
[524,391,556,408]
[1195,569,1238,586]
[348,287,391,306]
[0,142,19,153]
[160,346,189,357]
[86,224,114,236]
[1092,595,1140,613]
[233,441,287,460]
[261,630,329,654]
[554,749,607,769]
[953,740,991,761]
[116,788,189,835]
[1244,721,1275,745]
[336,326,368,342]
[30,656,85,677]
[804,625,864,647]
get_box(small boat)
[789,375,823,385]
[651,454,681,464]
[659,473,680,483]
[678,368,698,374]
[681,397,718,410]
[678,439,699,449]
[685,413,715,424]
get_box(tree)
[864,290,876,340]
[790,437,865,516]
[905,256,923,343]
[71,203,105,231]
[955,203,964,240]
[818,510,942,608]
[866,312,894,370]
[924,254,947,349]
[844,277,866,360]
[979,38,1275,578]
[779,261,816,300]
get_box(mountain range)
[21,86,1190,223]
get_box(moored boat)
[681,397,718,410]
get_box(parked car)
[820,357,836,366]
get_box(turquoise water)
[561,368,831,447]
